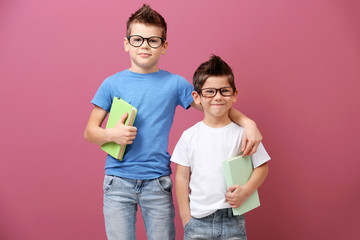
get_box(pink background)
[1,0,359,239]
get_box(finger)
[241,137,247,153]
[124,137,134,144]
[226,192,234,198]
[128,136,136,141]
[229,202,238,208]
[242,141,253,156]
[118,112,129,124]
[125,131,137,137]
[249,143,259,155]
[258,134,263,142]
[228,185,236,192]
[128,126,137,132]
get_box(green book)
[101,97,137,161]
[222,155,260,215]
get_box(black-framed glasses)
[199,87,236,98]
[127,35,165,49]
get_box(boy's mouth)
[138,53,151,57]
[211,103,225,106]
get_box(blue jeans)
[184,208,247,240]
[103,175,175,240]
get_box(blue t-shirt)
[91,69,194,179]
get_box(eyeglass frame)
[199,87,236,98]
[127,35,165,49]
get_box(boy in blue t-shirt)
[84,4,263,240]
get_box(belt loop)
[228,208,233,217]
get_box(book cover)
[101,97,137,161]
[222,155,260,215]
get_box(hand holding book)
[101,97,138,160]
[222,155,261,215]
[108,112,137,145]
[225,184,251,209]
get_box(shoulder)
[173,122,202,156]
[184,122,202,133]
[107,69,130,79]
[159,70,188,83]
[101,70,129,84]
[228,122,244,133]
[180,122,202,140]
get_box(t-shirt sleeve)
[91,77,113,112]
[251,142,271,168]
[177,76,194,109]
[170,133,190,167]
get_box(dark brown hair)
[193,55,236,93]
[126,4,167,39]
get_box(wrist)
[180,210,191,220]
[104,128,114,143]
[242,185,253,199]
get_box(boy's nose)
[140,40,150,49]
[213,91,223,99]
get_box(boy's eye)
[133,37,142,42]
[149,38,160,43]
[221,88,234,96]
[204,89,215,94]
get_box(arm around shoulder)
[229,108,263,156]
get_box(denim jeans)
[184,208,247,240]
[103,175,175,240]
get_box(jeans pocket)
[232,215,246,236]
[103,175,115,194]
[156,176,173,195]
[184,217,194,231]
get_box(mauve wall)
[0,0,359,239]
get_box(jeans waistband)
[214,208,235,217]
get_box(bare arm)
[84,106,137,146]
[226,162,269,208]
[190,100,203,111]
[175,164,192,227]
[229,108,263,156]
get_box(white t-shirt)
[171,121,271,218]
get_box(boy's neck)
[202,114,232,128]
[129,67,160,74]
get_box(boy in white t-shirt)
[171,55,271,240]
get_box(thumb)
[228,185,237,192]
[118,112,128,125]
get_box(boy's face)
[192,76,238,122]
[124,23,168,74]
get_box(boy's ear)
[192,91,201,105]
[232,89,238,103]
[161,40,168,55]
[124,37,130,52]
